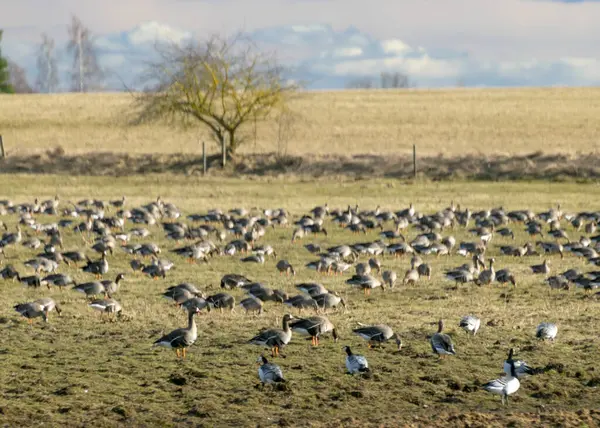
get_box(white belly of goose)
[346,355,369,374]
[483,376,520,397]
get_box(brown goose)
[276,260,296,276]
[153,307,201,359]
[289,315,338,346]
[249,314,295,357]
[530,260,550,275]
[14,297,61,324]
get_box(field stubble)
[0,177,599,426]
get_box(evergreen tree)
[0,30,15,93]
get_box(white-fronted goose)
[296,282,328,297]
[0,264,19,281]
[346,275,384,296]
[82,252,109,279]
[344,346,369,374]
[475,258,496,286]
[530,260,550,275]
[382,270,397,289]
[43,273,75,291]
[101,273,125,296]
[14,297,61,324]
[430,319,456,358]
[289,315,337,346]
[89,297,122,319]
[313,292,346,312]
[72,280,107,300]
[249,314,295,357]
[276,260,296,276]
[459,315,481,335]
[352,324,402,349]
[284,295,318,314]
[239,296,264,315]
[220,273,252,289]
[355,263,371,276]
[496,268,517,287]
[153,307,200,359]
[257,355,285,385]
[206,293,235,313]
[241,253,265,264]
[181,297,211,314]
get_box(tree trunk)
[221,135,226,168]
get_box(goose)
[62,250,87,266]
[483,358,520,406]
[330,261,352,275]
[109,196,126,209]
[368,258,381,274]
[313,292,346,312]
[352,324,402,349]
[43,273,75,291]
[249,314,295,357]
[257,355,285,385]
[284,295,319,314]
[346,275,384,296]
[304,243,321,254]
[205,293,235,313]
[241,253,265,264]
[289,315,338,346]
[82,253,109,279]
[503,348,535,379]
[430,319,456,358]
[355,262,371,276]
[276,260,296,276]
[220,273,252,289]
[89,297,122,319]
[24,257,58,274]
[181,297,211,314]
[296,282,328,297]
[153,307,201,359]
[536,322,558,341]
[382,270,397,289]
[239,296,264,315]
[21,237,42,250]
[163,283,204,306]
[1,226,22,247]
[344,346,369,374]
[245,284,287,303]
[101,273,125,296]
[0,264,19,281]
[546,275,570,291]
[530,259,550,275]
[459,315,481,336]
[416,262,431,280]
[403,266,420,285]
[14,297,61,324]
[496,268,517,287]
[475,258,496,286]
[72,280,107,300]
[16,273,46,288]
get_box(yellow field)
[1,88,599,157]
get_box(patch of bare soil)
[1,149,598,181]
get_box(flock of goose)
[1,196,598,405]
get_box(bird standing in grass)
[483,358,520,405]
[459,315,481,336]
[344,346,369,374]
[430,319,456,358]
[257,355,285,385]
[153,307,200,359]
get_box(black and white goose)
[483,358,520,405]
[503,348,535,379]
[536,322,558,341]
[344,346,369,374]
[430,319,456,358]
[257,355,285,385]
[458,315,481,336]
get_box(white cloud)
[127,21,191,45]
[380,39,412,55]
[332,47,363,58]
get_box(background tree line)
[0,15,104,94]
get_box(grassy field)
[1,88,600,158]
[1,175,600,427]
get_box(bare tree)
[380,71,410,89]
[8,60,34,93]
[36,33,59,93]
[66,15,103,92]
[131,34,298,164]
[346,76,375,89]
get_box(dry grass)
[1,176,600,427]
[1,88,600,158]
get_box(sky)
[2,0,600,89]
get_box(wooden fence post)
[0,135,5,159]
[221,136,226,168]
[202,141,207,175]
[412,144,417,179]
